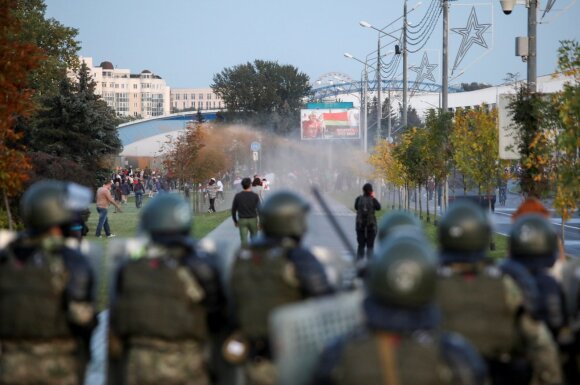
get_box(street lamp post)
[344,53,369,152]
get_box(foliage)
[552,40,580,222]
[508,84,555,197]
[30,62,122,187]
[460,82,492,92]
[13,0,80,98]
[369,139,406,187]
[162,122,206,186]
[451,106,500,199]
[395,128,431,188]
[0,0,42,228]
[27,152,94,187]
[424,109,454,184]
[211,60,311,135]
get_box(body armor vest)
[0,248,71,339]
[230,247,302,339]
[534,272,565,336]
[112,258,207,340]
[334,331,449,385]
[437,266,517,358]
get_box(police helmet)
[139,194,192,235]
[510,213,558,268]
[259,190,309,239]
[377,211,422,243]
[438,199,491,262]
[368,232,437,308]
[21,180,92,231]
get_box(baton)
[311,186,357,262]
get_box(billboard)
[300,108,360,140]
[498,94,520,160]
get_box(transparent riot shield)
[270,290,365,385]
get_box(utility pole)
[528,0,537,92]
[377,39,382,143]
[442,0,449,112]
[362,65,369,152]
[402,0,408,128]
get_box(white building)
[170,88,224,113]
[80,57,170,118]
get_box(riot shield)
[310,245,357,291]
[270,290,365,385]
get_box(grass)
[331,188,509,260]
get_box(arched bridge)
[309,79,461,101]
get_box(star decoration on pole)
[410,52,438,86]
[451,6,491,73]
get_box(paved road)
[85,190,359,385]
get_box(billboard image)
[300,109,360,140]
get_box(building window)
[133,84,138,89]
[184,94,188,100]
[207,94,212,100]
[191,93,195,100]
[109,83,114,88]
[102,82,106,88]
[199,94,203,100]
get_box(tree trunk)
[414,185,418,215]
[426,182,431,223]
[3,189,13,231]
[418,184,423,220]
[463,175,467,196]
[398,187,402,210]
[488,187,496,250]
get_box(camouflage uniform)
[228,191,333,385]
[436,200,562,385]
[0,180,96,385]
[108,194,226,385]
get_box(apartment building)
[80,57,170,118]
[170,88,224,113]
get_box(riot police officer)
[312,232,487,385]
[108,193,226,385]
[0,180,97,385]
[437,200,562,385]
[509,214,574,382]
[228,190,333,385]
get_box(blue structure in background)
[118,112,218,146]
[118,78,456,146]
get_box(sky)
[44,0,579,89]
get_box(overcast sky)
[45,0,579,88]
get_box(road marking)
[494,211,580,231]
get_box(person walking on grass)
[95,180,122,238]
[231,177,260,246]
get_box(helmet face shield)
[21,180,92,231]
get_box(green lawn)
[85,194,230,242]
[331,188,509,260]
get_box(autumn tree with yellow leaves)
[451,106,501,211]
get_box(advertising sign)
[300,108,360,140]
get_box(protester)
[95,180,121,238]
[206,178,219,213]
[354,183,381,260]
[231,177,261,246]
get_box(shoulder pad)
[499,259,539,316]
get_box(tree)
[460,82,492,92]
[211,60,311,134]
[424,109,454,222]
[13,0,80,98]
[369,139,407,209]
[508,84,555,197]
[162,122,206,189]
[451,106,500,205]
[0,0,42,229]
[552,40,580,232]
[31,62,122,186]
